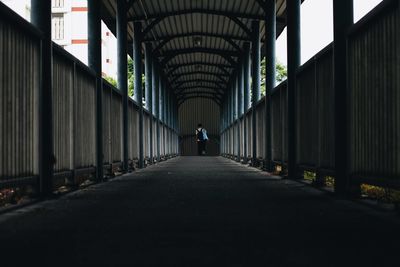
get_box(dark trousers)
[197,141,206,155]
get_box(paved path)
[0,157,399,266]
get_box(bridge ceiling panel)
[172,73,227,82]
[171,75,226,88]
[177,89,224,97]
[175,80,225,89]
[167,52,231,66]
[150,13,248,40]
[165,52,235,79]
[129,0,264,20]
[159,35,239,55]
[101,0,295,103]
[172,65,227,76]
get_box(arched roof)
[101,0,295,104]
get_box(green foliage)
[128,57,146,99]
[361,184,400,203]
[304,171,316,182]
[325,176,335,188]
[128,57,134,96]
[261,58,266,96]
[104,76,117,87]
[260,58,288,96]
[276,61,288,82]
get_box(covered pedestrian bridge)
[0,0,400,265]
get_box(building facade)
[2,0,117,79]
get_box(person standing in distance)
[196,123,208,155]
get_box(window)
[52,0,65,8]
[52,14,64,40]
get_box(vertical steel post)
[287,0,301,179]
[163,80,167,157]
[230,84,234,155]
[87,0,103,181]
[166,88,170,156]
[151,59,157,116]
[333,0,353,194]
[117,0,129,171]
[133,22,144,168]
[158,76,164,158]
[160,79,164,157]
[224,100,226,155]
[251,21,261,166]
[227,88,230,126]
[170,92,173,155]
[145,43,153,163]
[159,78,163,123]
[238,59,244,116]
[231,79,237,159]
[220,106,223,155]
[227,94,229,156]
[243,43,251,111]
[155,63,161,161]
[226,90,230,155]
[243,43,251,163]
[236,71,241,162]
[152,60,158,161]
[264,0,276,172]
[31,0,53,195]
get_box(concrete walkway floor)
[0,157,399,266]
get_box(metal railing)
[0,4,41,189]
[295,44,335,178]
[0,3,180,193]
[347,0,400,188]
[221,1,400,191]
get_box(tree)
[128,57,134,96]
[128,57,146,99]
[104,76,117,87]
[260,58,287,96]
[276,61,287,83]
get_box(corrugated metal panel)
[103,83,112,164]
[229,127,234,155]
[179,98,220,155]
[295,45,334,170]
[239,118,244,157]
[0,19,40,179]
[164,127,169,155]
[160,124,165,156]
[256,100,265,158]
[152,119,157,157]
[271,84,283,162]
[143,113,151,158]
[128,100,140,160]
[53,51,125,171]
[74,68,96,169]
[246,111,252,158]
[281,84,288,162]
[316,49,335,169]
[111,90,123,163]
[53,54,74,172]
[348,5,400,179]
[296,62,318,166]
[166,128,172,155]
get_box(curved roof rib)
[101,0,294,104]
